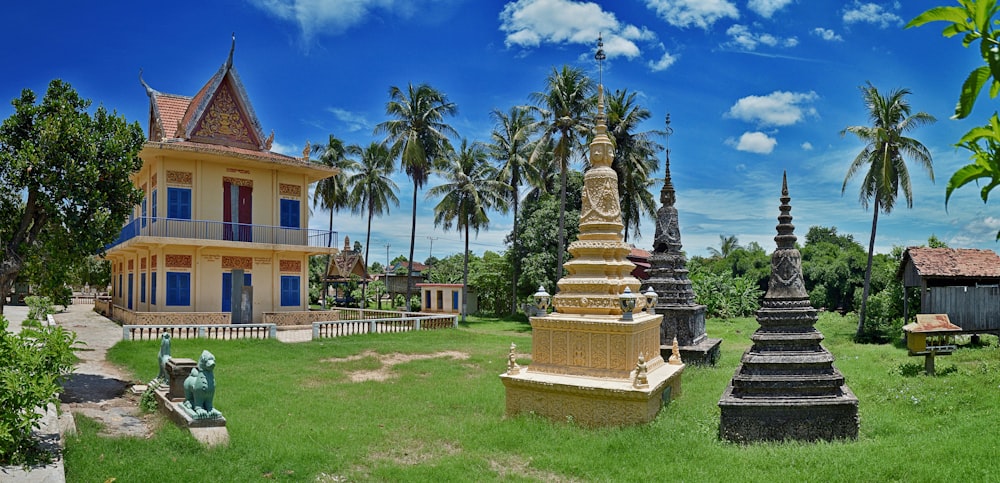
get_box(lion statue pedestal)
[153,349,228,446]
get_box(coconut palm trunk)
[857,197,879,339]
[405,187,418,310]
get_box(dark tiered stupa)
[646,115,721,364]
[718,172,859,442]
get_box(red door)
[224,181,253,242]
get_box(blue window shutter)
[167,188,192,220]
[151,189,157,222]
[166,272,191,306]
[280,275,300,306]
[140,273,146,303]
[453,291,459,310]
[151,272,157,305]
[280,199,300,228]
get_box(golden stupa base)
[500,312,684,427]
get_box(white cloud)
[748,0,794,18]
[801,141,814,151]
[725,24,797,51]
[812,27,843,42]
[843,1,902,29]
[727,131,777,154]
[949,216,1000,246]
[644,0,738,29]
[248,0,429,42]
[269,140,299,157]
[499,0,651,59]
[326,107,369,132]
[648,51,678,71]
[725,91,819,127]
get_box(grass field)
[63,313,1000,482]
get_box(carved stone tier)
[527,313,664,379]
[500,312,683,427]
[718,173,858,442]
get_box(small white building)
[416,283,477,315]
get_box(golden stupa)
[500,49,684,426]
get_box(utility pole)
[426,236,439,262]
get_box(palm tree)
[487,106,538,313]
[427,139,509,321]
[842,82,935,339]
[603,88,662,242]
[529,65,596,282]
[313,134,358,309]
[375,83,458,307]
[347,142,399,308]
[707,234,742,259]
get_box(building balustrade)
[108,217,337,250]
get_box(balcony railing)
[107,217,337,250]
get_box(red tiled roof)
[903,247,1000,279]
[154,94,191,139]
[628,247,651,259]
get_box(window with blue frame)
[151,272,157,305]
[151,189,158,223]
[280,275,300,306]
[222,272,252,312]
[167,187,192,220]
[166,272,191,306]
[140,273,146,303]
[279,199,300,228]
[141,197,147,228]
[453,291,459,310]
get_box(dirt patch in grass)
[488,455,581,482]
[322,350,470,382]
[374,439,462,466]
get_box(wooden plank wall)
[928,286,1000,332]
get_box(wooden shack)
[898,247,1000,334]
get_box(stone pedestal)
[656,304,721,365]
[165,357,197,402]
[500,312,683,427]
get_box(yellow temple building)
[103,42,338,324]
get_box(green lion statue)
[182,350,222,420]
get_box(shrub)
[692,272,763,318]
[24,295,54,323]
[0,315,77,465]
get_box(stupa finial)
[663,114,675,197]
[775,170,796,249]
[595,33,606,86]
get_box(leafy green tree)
[375,83,458,306]
[0,80,144,314]
[506,171,583,301]
[842,82,935,340]
[469,251,514,316]
[488,106,539,313]
[909,2,1000,237]
[427,139,508,321]
[706,234,742,259]
[529,65,595,282]
[603,88,662,242]
[346,142,399,306]
[312,134,358,309]
[800,226,867,312]
[423,253,466,284]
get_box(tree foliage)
[800,226,867,312]
[0,314,77,465]
[505,170,582,301]
[0,80,144,313]
[909,1,1000,238]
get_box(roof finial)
[226,33,236,69]
[139,68,154,97]
[595,33,606,86]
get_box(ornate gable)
[139,37,267,150]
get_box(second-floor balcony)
[107,217,337,251]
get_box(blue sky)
[2,0,997,262]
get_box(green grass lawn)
[64,313,1000,482]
